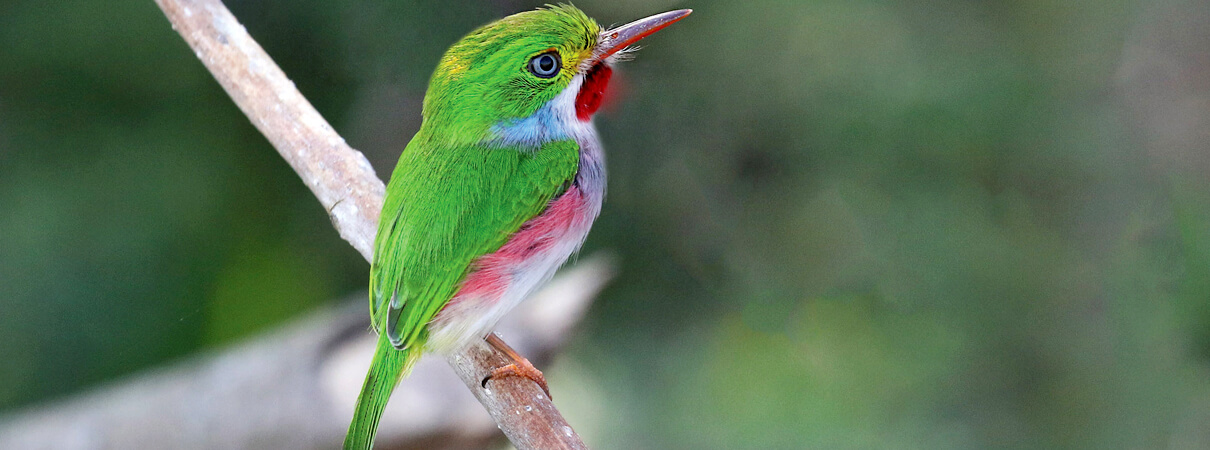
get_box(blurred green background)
[3,0,1210,448]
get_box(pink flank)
[451,184,587,302]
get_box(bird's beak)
[591,9,692,65]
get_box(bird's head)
[419,5,691,146]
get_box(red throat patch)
[575,64,613,121]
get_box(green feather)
[344,5,598,448]
[373,136,579,351]
[422,5,599,144]
[343,333,422,450]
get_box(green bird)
[344,5,691,449]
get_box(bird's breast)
[425,181,602,353]
[425,135,605,354]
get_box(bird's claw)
[481,359,552,399]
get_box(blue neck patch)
[489,101,569,149]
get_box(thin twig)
[152,0,589,448]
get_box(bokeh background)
[4,0,1210,448]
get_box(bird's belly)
[426,184,599,354]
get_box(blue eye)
[529,52,561,78]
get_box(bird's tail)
[343,332,422,450]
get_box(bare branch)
[157,0,383,260]
[151,0,596,447]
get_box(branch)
[0,256,614,449]
[152,0,593,448]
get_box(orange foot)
[481,333,552,399]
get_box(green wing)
[369,136,579,350]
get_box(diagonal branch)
[153,0,590,448]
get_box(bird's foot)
[481,333,552,399]
[482,359,551,399]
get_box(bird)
[343,5,691,449]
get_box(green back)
[369,6,600,351]
[370,135,578,349]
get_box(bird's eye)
[528,52,561,78]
